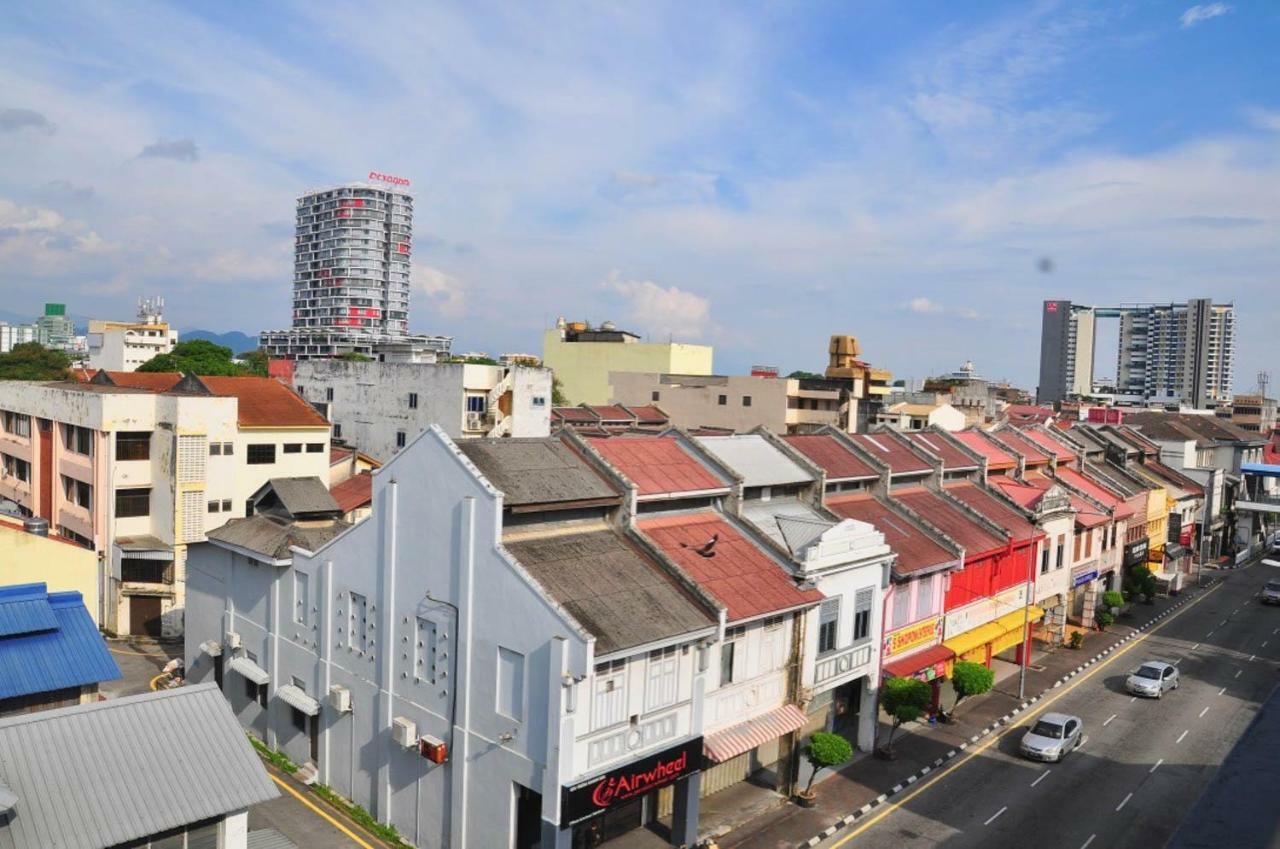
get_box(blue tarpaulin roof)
[1241,462,1280,479]
[0,583,121,701]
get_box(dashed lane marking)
[1031,770,1050,787]
[1116,792,1133,812]
[984,807,1007,826]
[1177,729,1189,744]
[1150,759,1164,773]
[1103,713,1117,727]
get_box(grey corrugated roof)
[741,497,835,554]
[265,477,341,516]
[0,684,277,849]
[695,435,813,488]
[207,514,350,561]
[458,439,621,508]
[502,524,716,654]
[248,830,299,849]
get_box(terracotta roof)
[826,495,955,575]
[588,405,633,422]
[637,512,821,621]
[990,428,1050,465]
[1004,404,1055,424]
[1053,466,1124,510]
[1018,427,1076,463]
[200,376,330,428]
[1021,472,1109,528]
[989,477,1048,511]
[781,434,878,480]
[1265,430,1280,465]
[952,431,1017,470]
[329,445,354,466]
[892,487,1005,554]
[552,407,598,423]
[847,433,932,475]
[330,472,373,513]
[96,370,183,391]
[588,436,730,497]
[944,482,1038,540]
[907,432,979,470]
[621,404,669,423]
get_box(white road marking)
[1219,686,1227,695]
[1199,706,1210,718]
[1236,669,1243,678]
[1250,655,1256,662]
[1150,758,1164,773]
[1081,835,1097,849]
[1192,643,1200,650]
[1221,620,1228,626]
[984,806,1007,825]
[1207,630,1215,637]
[1130,696,1138,703]
[1174,658,1182,666]
[1264,641,1270,649]
[1103,713,1118,727]
[1031,769,1050,787]
[1116,792,1133,812]
[1273,628,1278,636]
[1177,729,1189,744]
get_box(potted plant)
[1095,610,1115,630]
[1126,565,1158,604]
[1102,590,1126,617]
[876,676,932,759]
[944,661,995,722]
[1068,630,1085,649]
[795,732,853,806]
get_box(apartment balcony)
[0,431,32,460]
[57,502,94,542]
[0,475,32,508]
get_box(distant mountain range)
[182,329,259,354]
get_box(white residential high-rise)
[260,180,452,360]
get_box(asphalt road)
[819,565,1280,849]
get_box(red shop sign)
[560,737,702,827]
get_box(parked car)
[1261,579,1280,605]
[1020,713,1083,762]
[1126,661,1180,698]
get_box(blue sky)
[1,1,1277,389]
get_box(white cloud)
[908,297,943,314]
[1245,107,1280,133]
[412,262,468,320]
[604,271,712,341]
[1180,4,1231,28]
[0,199,65,233]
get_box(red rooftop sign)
[368,171,411,188]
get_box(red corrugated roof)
[1004,404,1054,424]
[989,477,1046,510]
[781,434,878,480]
[826,495,955,574]
[331,472,372,513]
[944,482,1039,539]
[990,429,1050,465]
[589,405,633,422]
[907,432,979,470]
[637,512,821,621]
[1264,430,1280,465]
[953,431,1017,470]
[893,487,1005,554]
[883,643,954,679]
[200,376,330,428]
[552,407,598,422]
[1021,471,1109,528]
[330,445,354,466]
[588,436,729,496]
[98,371,183,391]
[1054,467,1124,509]
[848,433,932,474]
[623,405,668,423]
[1019,428,1076,463]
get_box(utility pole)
[1018,534,1035,701]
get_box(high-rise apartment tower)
[1037,299,1235,408]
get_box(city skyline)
[1,2,1277,388]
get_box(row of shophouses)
[182,415,1209,849]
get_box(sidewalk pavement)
[716,588,1202,849]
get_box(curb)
[799,580,1217,847]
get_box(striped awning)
[277,685,320,717]
[229,655,269,686]
[704,704,807,764]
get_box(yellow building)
[543,320,713,405]
[0,517,100,623]
[1142,485,1169,564]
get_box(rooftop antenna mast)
[1259,370,1271,398]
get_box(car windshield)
[1031,721,1064,739]
[1135,666,1162,680]
[1266,581,1280,592]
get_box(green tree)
[0,342,71,381]
[803,732,853,794]
[237,349,271,377]
[551,376,569,407]
[787,370,825,380]
[1102,590,1125,611]
[881,676,932,752]
[138,339,243,376]
[1125,565,1157,601]
[950,661,995,713]
[336,351,373,362]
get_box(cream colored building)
[0,516,100,623]
[543,320,713,405]
[86,297,179,372]
[0,371,329,637]
[874,401,966,432]
[610,371,855,433]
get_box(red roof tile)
[1264,430,1280,465]
[781,434,878,480]
[826,495,955,575]
[331,472,372,513]
[588,436,729,497]
[588,405,633,422]
[98,371,183,391]
[989,429,1050,465]
[989,477,1046,510]
[907,432,979,470]
[200,376,330,428]
[637,512,821,621]
[330,445,354,466]
[892,487,1005,554]
[952,431,1017,470]
[848,433,932,475]
[1019,428,1076,463]
[1021,472,1109,528]
[622,405,669,423]
[944,482,1039,540]
[1053,467,1124,510]
[552,407,599,422]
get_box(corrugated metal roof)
[206,514,350,560]
[952,431,1017,469]
[695,435,812,488]
[741,498,834,554]
[826,495,955,575]
[848,434,932,475]
[1021,472,1109,528]
[1018,427,1076,462]
[0,585,120,701]
[248,829,299,849]
[781,434,878,480]
[265,477,341,516]
[990,428,1050,465]
[459,439,621,507]
[330,472,373,513]
[502,525,716,654]
[588,436,730,498]
[892,487,1005,554]
[0,585,57,638]
[907,433,978,470]
[944,482,1038,539]
[637,512,822,621]
[0,684,278,849]
[1053,466,1124,509]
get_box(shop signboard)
[1124,538,1149,567]
[560,737,702,828]
[883,616,942,658]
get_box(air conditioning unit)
[465,411,484,431]
[392,716,417,748]
[418,734,449,764]
[329,685,352,714]
[225,631,242,650]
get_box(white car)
[1126,661,1180,698]
[1020,713,1083,762]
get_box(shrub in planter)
[1068,630,1085,649]
[1102,590,1125,612]
[879,676,932,756]
[1095,610,1115,630]
[800,732,854,799]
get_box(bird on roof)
[680,533,718,557]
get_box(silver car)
[1126,661,1179,697]
[1020,712,1083,762]
[1261,580,1280,605]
